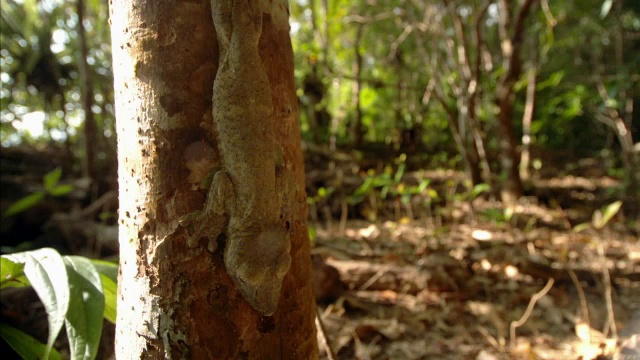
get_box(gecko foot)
[179,210,225,252]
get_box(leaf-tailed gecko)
[181,0,292,316]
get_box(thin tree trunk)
[496,93,524,202]
[351,23,365,147]
[434,91,483,186]
[110,1,317,358]
[520,65,537,181]
[77,0,97,182]
[495,0,537,202]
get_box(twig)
[597,242,617,339]
[322,205,333,233]
[510,278,554,348]
[567,266,591,340]
[315,308,337,360]
[339,200,348,234]
[359,265,392,291]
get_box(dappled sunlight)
[311,183,639,358]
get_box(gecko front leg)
[180,171,234,252]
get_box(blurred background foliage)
[0,0,638,201]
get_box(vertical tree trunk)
[496,92,524,201]
[434,91,483,186]
[436,0,491,188]
[110,0,317,358]
[520,65,537,181]
[77,0,97,182]
[351,23,365,147]
[495,0,537,202]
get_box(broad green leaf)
[99,273,117,323]
[43,168,63,193]
[0,323,62,360]
[6,248,70,360]
[64,256,104,360]
[49,184,74,197]
[592,201,622,229]
[0,256,30,289]
[90,259,118,283]
[91,259,118,324]
[4,192,45,217]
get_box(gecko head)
[225,226,292,316]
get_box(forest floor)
[310,171,639,360]
[2,146,639,359]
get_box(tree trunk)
[77,0,97,182]
[520,65,537,181]
[434,92,483,186]
[495,0,536,202]
[110,0,317,358]
[351,23,365,147]
[496,92,524,201]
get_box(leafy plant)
[478,207,509,225]
[573,201,623,232]
[349,154,421,205]
[307,186,336,206]
[3,168,74,217]
[1,248,118,360]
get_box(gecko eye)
[284,221,291,231]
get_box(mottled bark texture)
[109,0,317,358]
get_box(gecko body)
[182,0,291,316]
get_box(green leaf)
[504,207,514,222]
[63,256,104,360]
[43,168,63,193]
[4,192,45,217]
[90,259,118,324]
[592,200,622,229]
[308,226,317,243]
[380,185,389,199]
[426,188,438,199]
[98,212,117,222]
[471,183,491,199]
[99,273,117,323]
[0,256,30,289]
[49,184,74,197]
[6,248,70,360]
[90,259,118,283]
[573,222,591,233]
[394,163,405,183]
[354,177,374,196]
[0,323,62,360]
